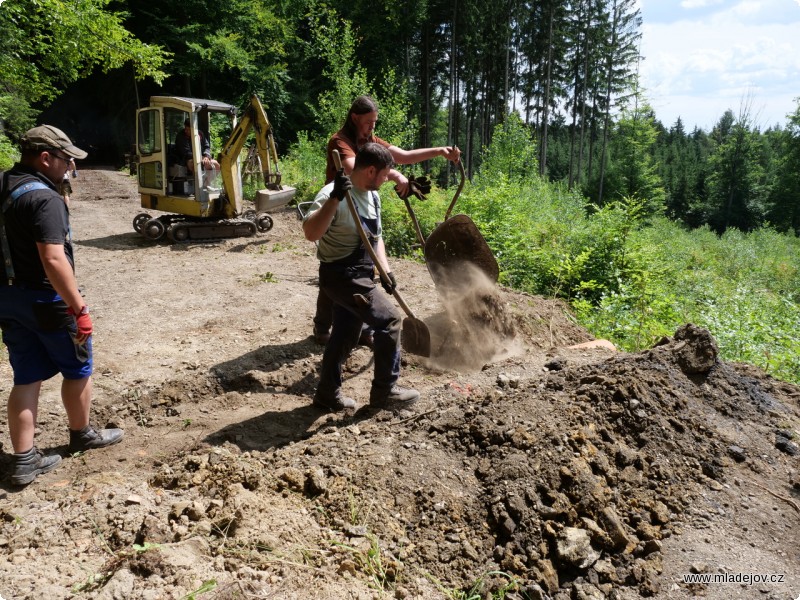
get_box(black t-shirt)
[174,129,211,163]
[1,164,73,290]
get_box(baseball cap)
[21,125,88,160]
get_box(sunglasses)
[47,151,72,164]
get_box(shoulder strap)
[2,180,49,213]
[0,176,50,282]
[372,191,381,228]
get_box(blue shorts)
[0,287,93,385]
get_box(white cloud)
[637,0,800,129]
[681,0,724,8]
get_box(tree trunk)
[540,6,554,177]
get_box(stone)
[727,445,747,462]
[600,506,635,551]
[556,527,599,569]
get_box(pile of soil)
[0,168,797,600]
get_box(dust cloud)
[423,262,523,371]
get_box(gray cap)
[21,125,88,160]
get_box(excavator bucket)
[256,187,296,212]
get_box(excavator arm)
[218,94,292,217]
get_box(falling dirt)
[425,263,522,372]
[0,168,798,600]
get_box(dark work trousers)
[317,262,401,399]
[313,287,334,333]
[314,286,371,337]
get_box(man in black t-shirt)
[0,125,124,486]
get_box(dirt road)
[0,168,798,599]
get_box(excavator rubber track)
[133,211,273,243]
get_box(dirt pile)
[0,168,798,600]
[145,323,794,599]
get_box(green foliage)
[478,113,539,182]
[381,127,800,385]
[591,218,800,381]
[552,198,647,304]
[598,104,666,214]
[330,534,396,592]
[305,4,417,146]
[281,131,327,203]
[704,110,769,232]
[765,100,800,234]
[0,0,168,133]
[0,133,20,171]
[306,4,371,137]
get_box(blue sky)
[636,0,800,131]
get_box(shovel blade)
[402,316,431,357]
[425,214,499,290]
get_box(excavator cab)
[133,95,295,242]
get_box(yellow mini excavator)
[133,94,295,241]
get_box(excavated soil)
[0,168,798,600]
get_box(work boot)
[68,425,124,454]
[11,447,62,486]
[313,391,357,412]
[313,325,330,346]
[369,385,420,409]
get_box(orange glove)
[67,306,93,343]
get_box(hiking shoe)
[313,326,331,345]
[313,392,357,412]
[358,331,374,348]
[369,385,420,409]
[68,425,124,454]
[11,447,62,486]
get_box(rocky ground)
[0,167,798,600]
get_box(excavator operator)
[175,119,220,175]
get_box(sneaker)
[11,447,62,486]
[313,326,331,346]
[68,425,124,454]
[358,331,374,348]
[369,385,420,409]
[313,392,357,412]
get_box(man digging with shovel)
[302,143,419,412]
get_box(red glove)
[67,306,93,343]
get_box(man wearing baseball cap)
[0,125,123,486]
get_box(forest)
[1,0,798,382]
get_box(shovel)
[332,150,431,357]
[423,161,499,289]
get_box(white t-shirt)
[305,183,382,263]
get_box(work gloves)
[409,175,432,199]
[330,168,352,201]
[67,305,93,344]
[396,175,432,200]
[381,272,397,295]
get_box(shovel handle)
[331,150,418,320]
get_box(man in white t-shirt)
[302,143,419,412]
